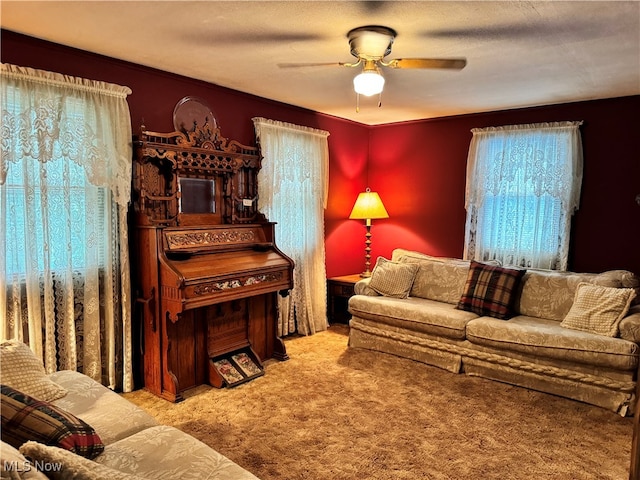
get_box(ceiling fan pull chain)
[356,92,360,113]
[378,92,382,108]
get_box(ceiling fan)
[278,25,466,109]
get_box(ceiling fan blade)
[420,22,577,40]
[385,58,467,70]
[182,31,326,46]
[277,61,356,68]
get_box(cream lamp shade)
[349,188,389,277]
[349,188,389,221]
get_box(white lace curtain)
[464,121,583,270]
[0,63,134,392]
[253,117,329,336]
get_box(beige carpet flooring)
[123,325,633,479]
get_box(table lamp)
[349,188,389,277]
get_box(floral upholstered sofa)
[348,249,640,415]
[1,340,258,479]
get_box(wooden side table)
[327,274,363,324]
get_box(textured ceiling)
[2,1,639,125]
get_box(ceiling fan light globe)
[353,72,385,96]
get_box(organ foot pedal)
[209,347,265,388]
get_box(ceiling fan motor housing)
[347,26,397,60]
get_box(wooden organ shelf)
[131,114,293,402]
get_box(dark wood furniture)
[131,117,293,402]
[327,274,362,324]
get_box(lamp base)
[359,224,374,279]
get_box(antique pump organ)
[131,101,293,401]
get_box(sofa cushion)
[349,295,478,340]
[354,277,379,296]
[466,316,639,371]
[391,248,463,264]
[400,257,471,304]
[560,283,636,337]
[19,441,145,480]
[49,371,158,445]
[1,385,104,459]
[456,261,525,320]
[619,306,640,343]
[96,425,260,479]
[368,257,418,298]
[516,269,638,321]
[599,269,640,306]
[392,249,504,304]
[0,341,67,403]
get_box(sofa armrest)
[354,278,380,296]
[49,370,158,445]
[618,305,640,343]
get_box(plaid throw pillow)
[1,385,104,459]
[456,261,526,319]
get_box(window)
[464,122,583,270]
[1,63,133,392]
[3,158,105,276]
[2,86,108,276]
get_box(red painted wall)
[1,30,370,277]
[367,99,640,275]
[3,30,639,278]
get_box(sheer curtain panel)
[464,122,583,270]
[0,63,134,392]
[253,117,329,336]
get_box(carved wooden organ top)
[133,119,264,226]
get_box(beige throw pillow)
[1,441,49,480]
[560,283,637,337]
[0,340,67,402]
[368,257,419,299]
